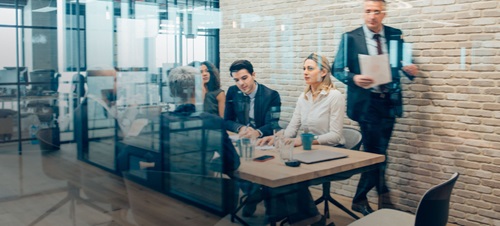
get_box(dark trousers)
[353,94,395,203]
[265,185,321,225]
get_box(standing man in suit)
[225,59,281,139]
[332,0,419,216]
[225,60,281,217]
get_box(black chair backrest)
[342,127,362,150]
[414,172,459,226]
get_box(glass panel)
[0,27,20,69]
[0,84,18,143]
[0,8,20,25]
[86,72,116,169]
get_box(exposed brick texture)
[220,1,500,225]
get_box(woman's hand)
[294,137,302,147]
[257,136,274,146]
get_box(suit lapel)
[253,84,262,125]
[383,25,392,55]
[354,28,368,55]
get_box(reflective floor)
[0,142,221,226]
[1,142,455,226]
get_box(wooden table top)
[235,145,385,188]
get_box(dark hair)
[229,60,254,77]
[201,61,221,91]
[188,61,221,92]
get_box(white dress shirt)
[284,89,345,146]
[363,24,387,55]
[363,25,389,93]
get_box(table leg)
[378,163,383,209]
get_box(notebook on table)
[294,150,348,164]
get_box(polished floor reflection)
[1,142,455,226]
[0,143,220,226]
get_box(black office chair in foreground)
[314,127,363,219]
[348,172,459,226]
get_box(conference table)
[232,145,385,226]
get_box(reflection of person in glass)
[165,66,240,175]
[258,53,345,148]
[189,61,226,117]
[332,0,419,216]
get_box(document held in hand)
[358,54,392,88]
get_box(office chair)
[29,151,110,226]
[314,127,363,219]
[348,172,459,226]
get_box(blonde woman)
[259,53,345,147]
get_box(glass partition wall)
[1,0,499,224]
[0,0,220,158]
[77,0,220,172]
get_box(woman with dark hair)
[190,61,226,117]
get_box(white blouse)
[284,89,345,146]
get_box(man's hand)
[353,75,375,88]
[402,64,418,76]
[257,136,274,146]
[238,126,260,139]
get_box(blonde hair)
[303,53,335,99]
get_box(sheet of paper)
[358,54,392,88]
[229,134,239,142]
[126,118,148,137]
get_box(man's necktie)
[373,34,383,55]
[373,33,388,93]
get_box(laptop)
[294,150,348,164]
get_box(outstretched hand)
[257,136,274,146]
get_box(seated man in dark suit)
[225,59,281,139]
[224,60,281,217]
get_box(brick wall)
[220,1,500,225]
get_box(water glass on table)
[273,132,284,153]
[237,137,256,161]
[279,138,294,162]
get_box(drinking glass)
[279,138,294,162]
[237,137,256,161]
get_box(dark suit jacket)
[224,83,281,137]
[163,104,241,175]
[332,25,415,122]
